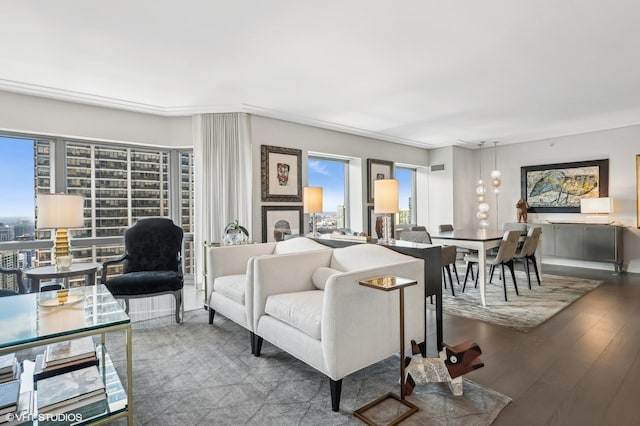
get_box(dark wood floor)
[426,264,640,426]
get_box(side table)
[355,276,419,425]
[25,262,101,291]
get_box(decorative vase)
[224,230,244,245]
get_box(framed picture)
[262,206,303,242]
[261,145,302,202]
[367,206,395,240]
[367,158,394,203]
[520,159,609,213]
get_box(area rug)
[106,310,511,425]
[431,268,603,333]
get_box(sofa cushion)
[330,244,412,271]
[213,274,246,305]
[265,290,323,340]
[274,237,326,254]
[312,267,341,290]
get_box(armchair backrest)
[123,218,184,273]
[398,230,432,244]
[438,224,454,232]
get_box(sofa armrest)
[322,258,425,379]
[253,249,333,330]
[207,243,277,283]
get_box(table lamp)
[304,187,323,237]
[580,197,613,224]
[374,179,398,245]
[37,193,85,270]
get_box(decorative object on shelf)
[261,205,303,242]
[475,142,490,228]
[36,193,85,271]
[374,179,398,245]
[367,158,394,204]
[367,206,395,241]
[261,145,302,202]
[580,197,613,224]
[303,187,323,237]
[223,219,249,245]
[516,198,529,223]
[491,141,502,228]
[520,159,609,213]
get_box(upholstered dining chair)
[398,229,459,296]
[438,224,474,281]
[463,229,521,301]
[101,217,184,323]
[513,226,542,289]
[0,266,29,295]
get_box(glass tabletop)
[0,285,129,349]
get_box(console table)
[539,223,623,272]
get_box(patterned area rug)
[107,310,511,425]
[431,268,603,332]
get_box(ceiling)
[2,1,640,149]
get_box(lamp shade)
[303,187,323,213]
[580,197,612,214]
[374,179,399,214]
[37,193,85,229]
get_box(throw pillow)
[312,267,341,290]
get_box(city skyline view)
[0,136,34,219]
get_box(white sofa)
[206,237,330,353]
[252,244,425,411]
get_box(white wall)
[248,115,430,240]
[454,126,640,273]
[0,91,191,147]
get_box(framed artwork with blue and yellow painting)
[521,159,609,213]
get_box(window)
[395,167,416,225]
[0,134,195,285]
[308,156,349,232]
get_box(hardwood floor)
[426,264,640,426]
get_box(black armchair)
[0,266,28,296]
[101,217,184,323]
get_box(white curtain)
[193,113,252,288]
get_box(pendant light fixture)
[476,142,490,228]
[490,141,502,228]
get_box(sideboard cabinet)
[539,223,623,272]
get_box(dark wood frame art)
[367,158,395,204]
[261,145,302,202]
[261,205,303,242]
[520,159,609,213]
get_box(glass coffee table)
[0,285,132,425]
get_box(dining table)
[430,229,506,306]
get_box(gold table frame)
[355,276,419,425]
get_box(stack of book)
[36,366,107,421]
[34,337,98,381]
[0,380,20,424]
[0,355,18,384]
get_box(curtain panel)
[193,113,252,288]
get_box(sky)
[0,136,35,219]
[308,158,411,213]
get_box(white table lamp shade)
[37,194,85,229]
[304,187,323,213]
[580,197,612,214]
[374,179,399,214]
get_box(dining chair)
[513,226,542,289]
[438,224,474,281]
[398,229,459,296]
[463,229,521,301]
